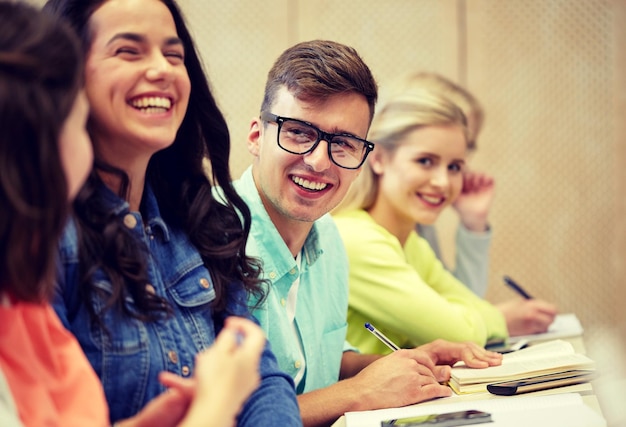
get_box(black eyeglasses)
[260,111,374,170]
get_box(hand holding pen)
[364,322,502,368]
[503,275,533,299]
[498,276,558,336]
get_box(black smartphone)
[484,339,528,354]
[381,409,492,427]
[486,369,597,396]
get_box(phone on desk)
[487,369,597,396]
[381,409,492,427]
[484,339,528,354]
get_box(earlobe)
[247,118,262,156]
[369,153,385,175]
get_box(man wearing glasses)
[234,40,501,427]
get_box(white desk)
[331,336,605,427]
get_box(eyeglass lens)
[279,119,368,169]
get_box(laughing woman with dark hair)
[42,0,301,425]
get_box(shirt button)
[168,350,178,364]
[199,278,210,289]
[145,284,156,294]
[123,213,137,229]
[289,268,297,275]
[280,298,286,306]
[269,271,277,279]
[181,366,190,376]
[294,360,301,369]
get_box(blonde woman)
[333,86,557,354]
[386,72,491,297]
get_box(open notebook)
[343,393,606,427]
[449,339,595,394]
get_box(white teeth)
[420,194,444,204]
[131,96,172,111]
[292,176,328,191]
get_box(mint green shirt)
[334,209,507,354]
[234,167,351,393]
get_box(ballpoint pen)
[503,275,533,299]
[364,322,400,351]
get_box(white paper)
[344,393,606,427]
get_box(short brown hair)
[261,40,378,122]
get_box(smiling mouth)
[418,193,445,206]
[129,96,172,114]
[292,176,328,191]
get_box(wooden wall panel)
[613,0,626,343]
[179,0,292,177]
[463,0,619,344]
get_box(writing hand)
[497,299,558,336]
[348,349,452,409]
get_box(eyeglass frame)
[260,111,375,170]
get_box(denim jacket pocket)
[89,278,149,355]
[166,264,217,348]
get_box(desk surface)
[331,336,604,427]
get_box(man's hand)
[417,339,503,372]
[348,349,452,409]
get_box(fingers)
[119,389,188,427]
[158,372,195,398]
[220,316,266,356]
[417,339,502,369]
[433,365,451,382]
[409,382,452,402]
[525,300,558,332]
[462,170,494,193]
[398,348,437,373]
[460,345,503,368]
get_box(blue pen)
[503,275,533,299]
[364,322,400,351]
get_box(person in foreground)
[332,81,557,355]
[391,72,493,297]
[234,39,502,427]
[0,2,267,427]
[43,0,301,425]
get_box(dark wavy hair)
[0,0,83,302]
[43,0,264,322]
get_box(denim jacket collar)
[98,180,170,242]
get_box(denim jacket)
[53,183,302,426]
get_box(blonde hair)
[335,86,467,213]
[382,72,483,149]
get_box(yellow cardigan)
[333,209,507,355]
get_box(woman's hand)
[497,299,558,336]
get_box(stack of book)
[449,339,595,394]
